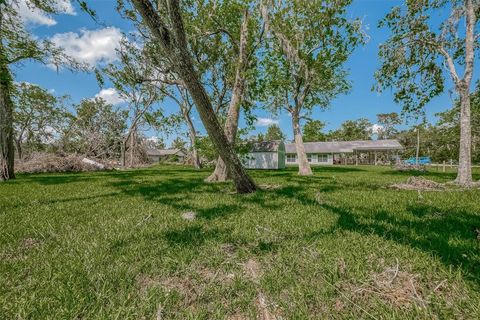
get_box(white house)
[146,148,187,163]
[285,140,403,165]
[244,140,286,169]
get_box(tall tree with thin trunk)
[206,9,253,182]
[158,86,202,169]
[128,0,256,193]
[260,0,365,175]
[375,0,479,186]
[102,38,162,167]
[178,88,201,169]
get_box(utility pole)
[415,126,420,165]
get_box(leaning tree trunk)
[292,113,312,176]
[456,87,473,186]
[0,49,15,181]
[206,10,249,182]
[176,62,256,192]
[132,0,256,193]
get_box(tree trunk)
[206,10,249,182]
[132,0,256,193]
[415,128,420,165]
[455,87,472,186]
[184,107,201,169]
[292,113,312,176]
[176,63,256,192]
[15,139,22,160]
[0,41,15,181]
[130,127,135,167]
[121,141,126,167]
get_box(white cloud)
[51,27,122,66]
[15,0,76,26]
[94,88,125,105]
[256,118,279,127]
[146,136,158,143]
[370,123,384,134]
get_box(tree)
[260,0,365,175]
[435,81,480,164]
[0,1,84,181]
[128,0,256,193]
[159,86,202,169]
[376,112,401,140]
[255,132,265,142]
[171,136,187,150]
[303,120,327,142]
[191,3,263,182]
[102,38,163,167]
[328,118,373,141]
[12,82,68,159]
[265,124,285,141]
[61,98,126,159]
[375,0,479,186]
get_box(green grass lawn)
[1,165,480,319]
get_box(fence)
[430,161,480,172]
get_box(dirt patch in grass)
[197,266,236,285]
[221,243,237,256]
[390,176,445,191]
[227,312,249,320]
[181,211,197,221]
[350,261,451,310]
[243,259,262,283]
[20,237,42,249]
[135,274,195,298]
[256,292,281,320]
[1,238,42,262]
[358,270,424,308]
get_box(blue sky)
[14,0,478,146]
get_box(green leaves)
[260,0,365,116]
[12,82,70,155]
[375,0,478,115]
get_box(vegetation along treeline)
[0,0,478,192]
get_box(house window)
[307,154,312,162]
[287,154,297,162]
[318,154,329,163]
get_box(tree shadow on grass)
[163,225,224,247]
[36,164,477,285]
[14,172,96,185]
[2,192,122,210]
[240,175,480,286]
[313,202,480,285]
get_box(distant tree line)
[1,0,478,191]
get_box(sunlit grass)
[1,165,480,319]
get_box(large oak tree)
[375,0,479,186]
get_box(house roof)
[285,139,403,154]
[250,140,285,152]
[146,148,185,156]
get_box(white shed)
[244,140,286,169]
